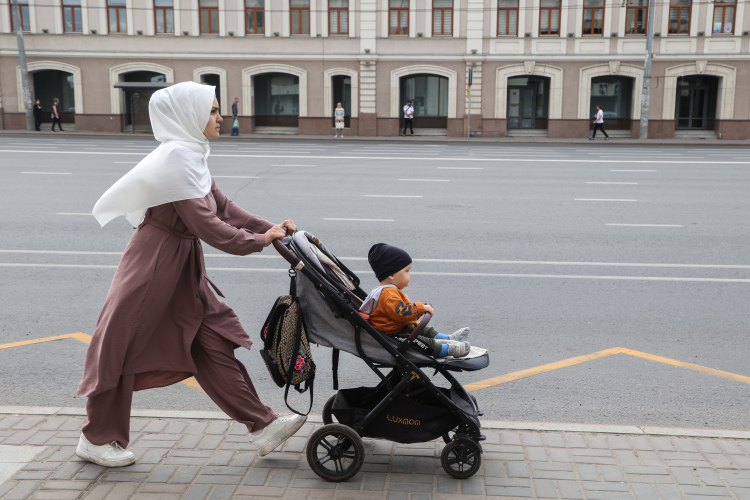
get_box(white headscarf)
[92,81,216,227]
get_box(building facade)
[1,0,749,138]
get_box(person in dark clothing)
[51,98,64,132]
[231,97,239,136]
[33,99,42,131]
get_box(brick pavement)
[0,408,749,499]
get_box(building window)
[245,0,264,34]
[625,0,647,34]
[108,0,127,33]
[539,0,560,36]
[291,0,309,35]
[389,0,409,36]
[713,0,735,34]
[62,0,82,32]
[497,0,518,36]
[432,0,452,36]
[154,0,173,33]
[668,0,690,35]
[9,0,30,31]
[329,0,347,35]
[199,0,219,34]
[582,0,603,35]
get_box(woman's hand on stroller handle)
[264,220,297,247]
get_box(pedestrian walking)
[76,82,306,468]
[33,99,42,131]
[231,97,239,136]
[334,102,345,138]
[401,100,414,137]
[51,98,64,132]
[590,104,610,141]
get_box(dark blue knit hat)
[368,243,412,282]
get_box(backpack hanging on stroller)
[271,232,490,482]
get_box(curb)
[2,406,748,440]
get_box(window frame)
[712,1,736,34]
[290,0,310,35]
[154,0,174,34]
[199,0,219,34]
[624,2,647,35]
[432,0,452,36]
[9,0,30,31]
[62,0,82,32]
[539,0,561,36]
[581,0,604,36]
[328,0,348,35]
[497,0,518,36]
[107,0,127,34]
[389,0,409,36]
[668,0,691,35]
[245,0,264,34]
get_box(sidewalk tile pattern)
[0,414,748,499]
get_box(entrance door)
[507,86,536,129]
[332,75,351,128]
[676,87,708,130]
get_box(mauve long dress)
[77,179,275,398]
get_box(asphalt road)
[1,135,748,430]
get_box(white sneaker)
[449,327,470,342]
[249,413,307,456]
[447,341,471,358]
[76,434,135,467]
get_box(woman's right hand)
[263,226,287,247]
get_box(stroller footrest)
[478,434,487,441]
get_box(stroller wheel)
[322,394,337,425]
[306,424,365,482]
[441,438,482,479]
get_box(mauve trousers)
[81,324,277,448]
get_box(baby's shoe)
[446,341,471,358]
[449,327,470,342]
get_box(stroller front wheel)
[322,394,337,425]
[441,438,482,479]
[306,424,365,482]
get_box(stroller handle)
[409,311,432,341]
[272,238,304,271]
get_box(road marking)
[586,182,638,185]
[0,333,205,393]
[323,218,394,222]
[399,179,450,182]
[437,167,484,170]
[610,170,657,172]
[606,224,683,228]
[575,199,637,202]
[55,213,91,216]
[21,172,71,175]
[3,149,748,165]
[365,195,423,198]
[212,175,260,179]
[115,161,139,164]
[271,164,316,167]
[463,346,750,392]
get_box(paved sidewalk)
[0,407,749,500]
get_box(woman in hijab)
[76,82,306,467]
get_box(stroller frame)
[273,233,488,481]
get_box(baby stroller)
[272,232,490,481]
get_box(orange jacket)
[361,287,425,335]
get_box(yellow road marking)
[465,346,750,392]
[0,332,204,393]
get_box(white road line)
[610,169,657,172]
[115,161,139,164]
[212,175,260,179]
[399,179,450,182]
[21,172,71,175]
[271,164,316,167]
[365,195,423,198]
[586,182,638,185]
[437,167,484,170]
[55,213,91,216]
[606,224,683,227]
[575,198,637,202]
[3,149,749,165]
[3,249,750,269]
[2,262,749,283]
[323,218,394,222]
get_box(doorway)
[331,75,351,128]
[507,76,549,130]
[674,75,718,130]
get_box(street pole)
[639,0,655,139]
[467,66,473,139]
[10,0,34,130]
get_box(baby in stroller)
[358,243,471,358]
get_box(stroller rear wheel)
[441,438,482,479]
[322,394,337,425]
[306,424,364,482]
